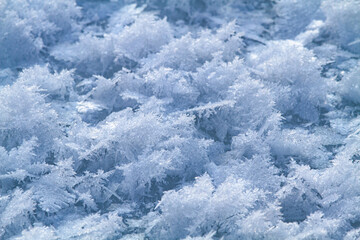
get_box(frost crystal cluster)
[0,0,360,239]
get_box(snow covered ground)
[0,0,360,239]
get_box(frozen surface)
[0,0,360,239]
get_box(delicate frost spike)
[142,33,211,72]
[248,40,327,121]
[148,174,214,239]
[31,159,78,213]
[51,12,172,77]
[74,170,115,206]
[0,137,37,175]
[50,33,117,77]
[114,14,173,60]
[295,212,341,239]
[144,67,199,107]
[0,189,34,236]
[226,78,278,133]
[142,21,243,72]
[119,135,212,199]
[194,54,248,101]
[268,128,330,169]
[0,81,59,153]
[76,191,98,212]
[209,154,282,193]
[18,65,75,100]
[148,174,268,239]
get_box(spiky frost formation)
[0,0,360,239]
